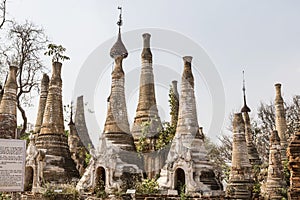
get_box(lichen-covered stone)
[0,65,18,139]
[226,113,252,199]
[158,57,223,196]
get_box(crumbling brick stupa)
[33,62,79,183]
[157,56,223,196]
[0,65,18,139]
[226,113,253,199]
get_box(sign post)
[0,139,26,192]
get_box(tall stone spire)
[170,80,179,127]
[263,130,286,199]
[74,95,94,149]
[158,57,223,196]
[287,123,300,199]
[35,62,79,183]
[240,71,261,165]
[34,74,49,133]
[274,83,288,160]
[104,7,135,152]
[226,113,252,199]
[132,33,162,147]
[0,65,18,139]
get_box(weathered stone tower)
[75,95,94,149]
[77,9,143,193]
[287,123,300,199]
[241,72,261,165]
[158,56,223,196]
[170,80,179,127]
[34,74,49,133]
[132,33,162,147]
[35,62,79,183]
[263,130,286,200]
[274,83,288,160]
[226,113,252,199]
[68,108,88,176]
[0,65,18,139]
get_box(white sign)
[126,189,136,194]
[0,139,26,192]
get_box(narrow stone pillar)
[274,83,288,160]
[227,113,252,199]
[0,84,3,103]
[170,80,179,127]
[34,74,49,133]
[103,55,135,151]
[287,123,300,199]
[264,130,286,200]
[75,95,94,149]
[35,62,79,183]
[132,33,162,146]
[0,65,18,139]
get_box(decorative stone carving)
[0,65,18,139]
[226,113,252,199]
[74,95,94,149]
[263,130,286,200]
[35,62,79,183]
[287,122,300,199]
[34,74,49,133]
[274,83,288,160]
[158,57,223,197]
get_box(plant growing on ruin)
[136,121,150,153]
[44,43,70,63]
[135,178,159,194]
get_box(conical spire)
[132,33,162,146]
[103,10,135,151]
[274,83,288,160]
[158,57,222,195]
[35,62,79,183]
[263,130,286,199]
[0,65,18,139]
[34,74,49,133]
[241,71,251,113]
[227,113,252,199]
[110,7,128,59]
[170,80,179,127]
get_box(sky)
[3,0,300,146]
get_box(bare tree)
[1,21,48,136]
[0,0,6,29]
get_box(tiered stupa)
[226,113,252,199]
[158,56,223,196]
[35,62,79,183]
[263,130,286,199]
[76,8,142,193]
[0,65,18,139]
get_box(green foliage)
[155,122,176,150]
[136,121,150,153]
[94,174,107,198]
[0,192,11,200]
[135,178,159,194]
[169,84,179,126]
[44,43,70,63]
[252,182,261,194]
[42,183,79,200]
[85,150,91,167]
[283,159,290,187]
[179,184,187,200]
[20,130,32,145]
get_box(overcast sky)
[5,0,300,145]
